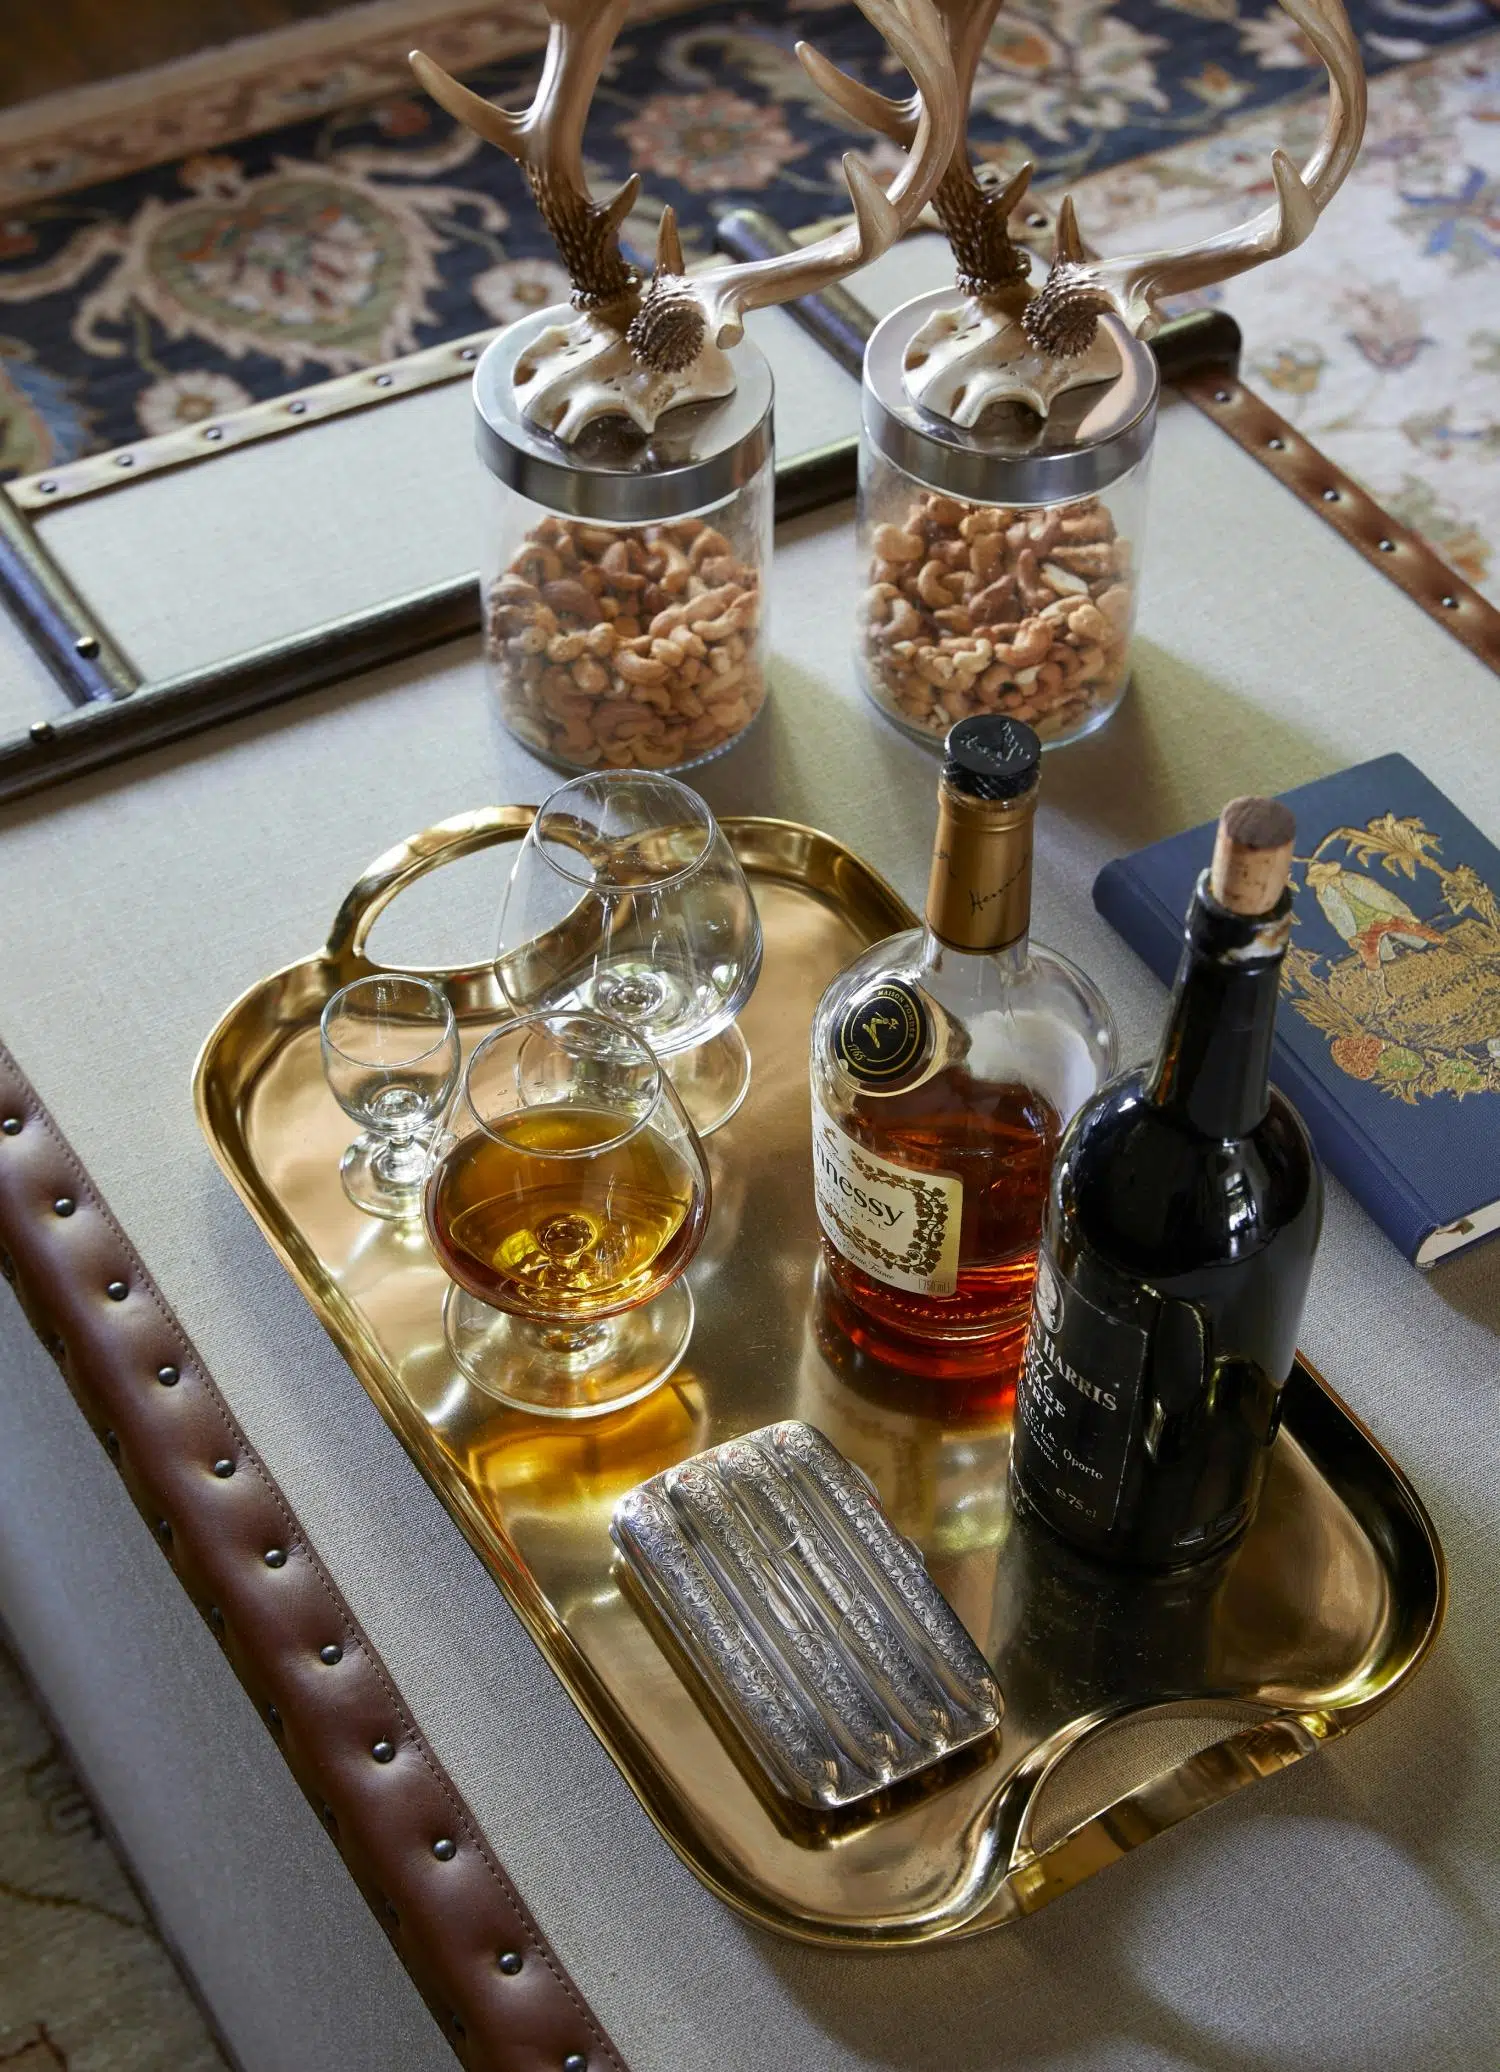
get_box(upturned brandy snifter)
[495,770,762,1135]
[319,975,460,1220]
[423,1008,711,1419]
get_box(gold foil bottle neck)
[925,771,1038,952]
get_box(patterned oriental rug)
[0,0,1497,593]
[1085,28,1500,599]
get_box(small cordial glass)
[320,975,460,1221]
[495,769,762,1134]
[423,1009,711,1418]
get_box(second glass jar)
[856,289,1158,752]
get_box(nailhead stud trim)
[0,1040,630,2072]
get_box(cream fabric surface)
[0,608,71,734]
[16,238,998,688]
[1,354,1498,2067]
[26,300,866,682]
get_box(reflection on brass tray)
[194,808,1445,1944]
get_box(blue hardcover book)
[1094,754,1500,1266]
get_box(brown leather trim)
[0,1041,629,2072]
[1180,373,1500,677]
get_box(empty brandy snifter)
[423,1008,711,1418]
[320,975,460,1220]
[495,770,762,1134]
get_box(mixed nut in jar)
[857,289,1158,750]
[475,310,772,774]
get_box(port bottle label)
[811,1095,962,1296]
[1015,1250,1148,1530]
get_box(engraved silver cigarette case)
[611,1420,1003,1811]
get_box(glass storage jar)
[857,289,1158,751]
[476,309,773,774]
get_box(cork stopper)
[1209,796,1296,916]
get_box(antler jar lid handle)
[474,311,772,523]
[412,0,960,443]
[865,296,1159,506]
[893,0,1366,422]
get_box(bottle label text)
[810,1096,962,1296]
[1014,1249,1148,1531]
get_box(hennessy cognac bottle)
[1010,797,1324,1565]
[809,718,1117,1377]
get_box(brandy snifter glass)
[495,770,762,1135]
[423,1009,711,1418]
[320,975,460,1220]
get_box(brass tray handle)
[1001,1711,1320,1925]
[322,804,538,974]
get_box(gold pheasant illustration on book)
[1283,812,1500,1102]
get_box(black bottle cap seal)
[943,717,1041,801]
[833,978,931,1086]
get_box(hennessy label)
[1015,1249,1148,1530]
[810,1094,962,1296]
[833,979,930,1087]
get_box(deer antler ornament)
[843,0,1366,423]
[412,1,960,442]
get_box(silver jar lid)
[473,305,772,523]
[862,288,1158,506]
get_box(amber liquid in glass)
[426,1105,703,1320]
[823,1065,1062,1370]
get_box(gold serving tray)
[194,809,1445,1945]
